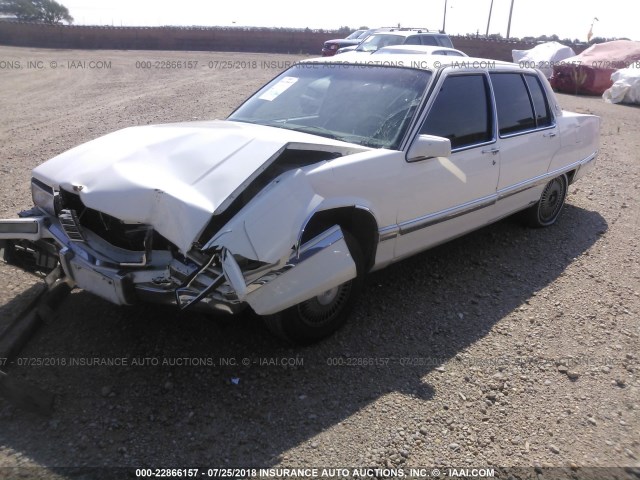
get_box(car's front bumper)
[1,214,167,306]
[0,217,47,241]
[0,213,357,316]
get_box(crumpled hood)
[33,120,361,253]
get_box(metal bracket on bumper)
[0,217,49,241]
[175,253,226,311]
[0,214,157,306]
[1,216,59,275]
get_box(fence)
[0,21,586,61]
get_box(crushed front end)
[1,178,357,317]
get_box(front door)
[394,72,501,260]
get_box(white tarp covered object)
[603,64,640,104]
[512,41,576,78]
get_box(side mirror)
[407,134,451,161]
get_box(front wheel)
[263,232,364,345]
[522,174,568,227]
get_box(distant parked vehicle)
[322,29,369,57]
[374,45,467,56]
[336,28,454,55]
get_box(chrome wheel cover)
[539,177,565,223]
[296,282,352,326]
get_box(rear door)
[488,71,562,218]
[489,72,561,191]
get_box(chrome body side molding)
[377,151,597,241]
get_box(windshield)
[356,34,405,52]
[228,64,431,150]
[346,30,365,40]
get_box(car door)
[489,72,561,216]
[393,72,501,260]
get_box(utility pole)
[442,0,448,33]
[506,0,515,38]
[485,0,494,37]
[588,17,599,42]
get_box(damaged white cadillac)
[0,56,599,344]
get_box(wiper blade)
[231,119,369,145]
[358,139,389,148]
[236,120,341,140]
[264,123,344,141]
[287,125,343,140]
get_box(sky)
[65,0,637,42]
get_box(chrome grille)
[58,209,85,242]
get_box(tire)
[263,232,364,345]
[1,240,18,266]
[0,240,8,263]
[522,174,568,227]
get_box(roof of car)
[302,53,515,72]
[365,29,446,37]
[373,45,468,56]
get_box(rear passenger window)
[420,74,493,149]
[490,73,535,135]
[524,75,552,127]
[420,36,438,46]
[439,36,454,48]
[405,36,422,45]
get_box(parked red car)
[322,29,371,56]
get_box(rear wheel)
[522,174,568,227]
[263,232,364,345]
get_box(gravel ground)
[0,47,638,478]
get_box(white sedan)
[0,55,600,344]
[373,45,468,56]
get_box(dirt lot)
[0,47,638,478]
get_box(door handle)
[481,148,500,155]
[543,132,557,138]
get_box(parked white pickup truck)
[0,55,599,344]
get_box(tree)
[0,0,73,24]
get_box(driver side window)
[420,74,494,150]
